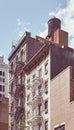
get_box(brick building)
[0,56,9,130]
[0,97,9,130]
[8,17,74,130]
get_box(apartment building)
[8,17,74,130]
[0,56,8,97]
[25,45,50,130]
[8,32,44,130]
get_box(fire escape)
[27,77,43,127]
[9,61,25,130]
[32,77,43,107]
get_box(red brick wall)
[0,122,8,130]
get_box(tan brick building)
[50,67,74,130]
[0,97,9,130]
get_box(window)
[27,94,30,101]
[45,121,48,130]
[45,100,48,114]
[3,86,5,92]
[0,94,2,97]
[3,78,5,82]
[20,72,24,84]
[0,71,2,76]
[11,82,14,94]
[3,72,5,76]
[38,104,42,115]
[45,61,48,75]
[0,77,2,82]
[11,102,14,112]
[38,85,42,96]
[33,74,35,79]
[0,85,2,91]
[45,80,48,94]
[55,125,65,130]
[0,78,5,82]
[27,111,30,119]
[39,68,42,77]
[32,89,35,97]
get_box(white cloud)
[39,0,74,48]
[17,18,31,38]
[38,23,48,38]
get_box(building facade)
[0,56,8,97]
[0,97,9,130]
[50,66,74,130]
[25,47,50,130]
[8,32,44,130]
[8,17,74,130]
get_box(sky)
[0,0,74,64]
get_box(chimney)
[48,17,61,37]
[25,32,31,37]
[47,17,68,47]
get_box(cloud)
[39,0,74,48]
[38,23,48,38]
[17,18,31,38]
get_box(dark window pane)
[3,72,5,76]
[0,94,2,97]
[3,78,5,82]
[0,85,2,91]
[38,104,42,115]
[0,77,2,82]
[0,71,2,75]
[3,86,5,92]
[38,85,42,95]
[45,80,48,94]
[45,100,48,114]
[45,121,48,130]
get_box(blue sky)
[0,0,73,63]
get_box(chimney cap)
[48,17,61,23]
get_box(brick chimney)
[46,17,68,47]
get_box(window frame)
[45,61,48,75]
[0,71,2,76]
[45,100,48,114]
[45,80,48,94]
[45,120,48,130]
